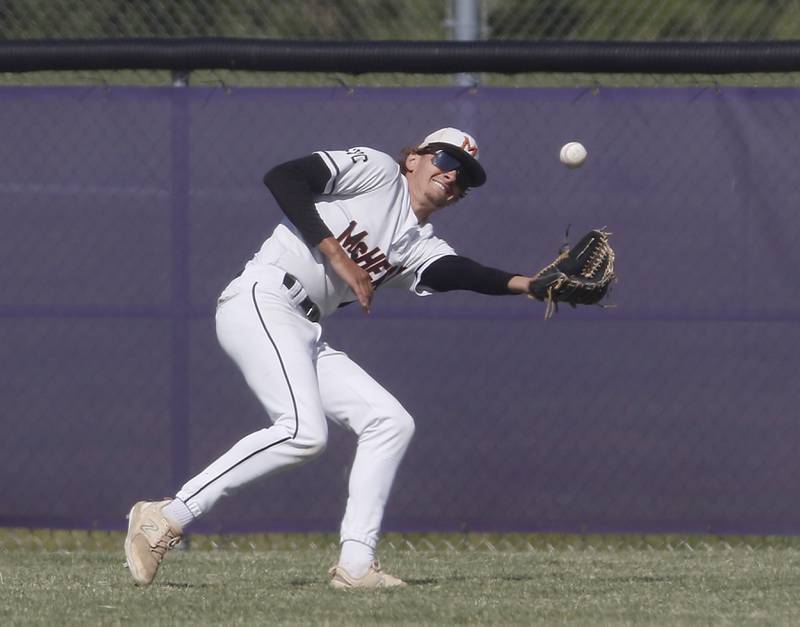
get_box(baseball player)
[124,127,538,588]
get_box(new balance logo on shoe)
[141,520,159,534]
[124,500,183,586]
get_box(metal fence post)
[169,74,190,504]
[452,0,481,87]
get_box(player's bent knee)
[291,431,328,460]
[387,410,415,445]
[302,439,327,459]
[401,412,416,442]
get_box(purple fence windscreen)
[1,86,798,535]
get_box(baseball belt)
[282,273,321,323]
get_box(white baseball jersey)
[240,146,456,319]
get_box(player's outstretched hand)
[318,237,374,313]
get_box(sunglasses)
[428,150,473,190]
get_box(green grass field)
[2,531,800,625]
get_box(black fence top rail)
[1,38,800,74]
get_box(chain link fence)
[2,2,800,551]
[6,528,800,554]
[4,0,800,41]
[3,1,800,86]
[2,86,800,548]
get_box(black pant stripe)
[183,281,300,501]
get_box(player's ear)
[404,152,421,173]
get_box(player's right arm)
[317,236,373,313]
[263,154,373,313]
[263,155,333,246]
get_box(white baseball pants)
[175,265,415,549]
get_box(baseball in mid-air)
[559,141,588,168]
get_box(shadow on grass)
[406,574,538,585]
[602,575,677,584]
[500,574,537,582]
[405,578,440,585]
[158,581,218,589]
[405,575,470,585]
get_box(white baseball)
[559,141,587,168]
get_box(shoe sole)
[329,574,407,589]
[330,581,407,589]
[123,502,147,585]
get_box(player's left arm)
[419,255,534,295]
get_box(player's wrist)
[318,237,346,259]
[508,275,533,294]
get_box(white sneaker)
[328,560,407,589]
[124,499,183,586]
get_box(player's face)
[405,151,468,213]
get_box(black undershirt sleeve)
[419,255,517,295]
[263,154,334,247]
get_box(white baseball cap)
[417,127,487,187]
